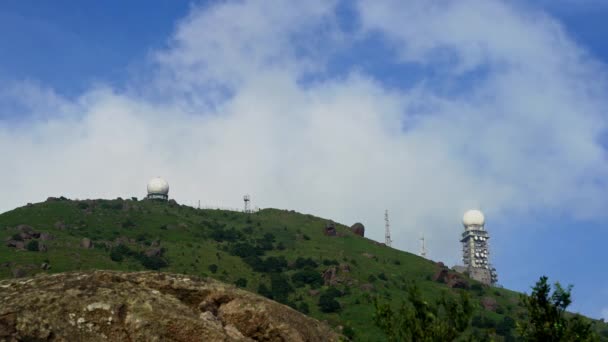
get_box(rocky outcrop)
[322,265,355,287]
[481,297,498,311]
[80,238,93,249]
[144,247,164,257]
[323,222,337,236]
[0,271,341,342]
[350,223,365,237]
[432,268,469,289]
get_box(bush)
[11,233,23,241]
[378,272,388,281]
[323,259,339,266]
[471,283,484,296]
[270,273,294,304]
[139,255,168,270]
[208,264,218,274]
[257,283,272,298]
[319,292,341,313]
[343,325,356,340]
[230,242,263,258]
[294,257,318,269]
[368,274,377,282]
[121,219,136,228]
[245,256,288,273]
[496,316,516,336]
[292,269,323,288]
[234,278,248,288]
[297,302,310,314]
[26,240,39,251]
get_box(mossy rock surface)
[0,270,342,342]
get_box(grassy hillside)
[1,197,606,341]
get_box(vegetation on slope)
[1,197,606,341]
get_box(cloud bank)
[1,0,607,265]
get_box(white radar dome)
[147,177,169,195]
[463,209,485,227]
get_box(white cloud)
[1,0,607,266]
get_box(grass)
[1,197,606,341]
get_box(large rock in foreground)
[0,271,341,342]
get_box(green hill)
[1,197,606,341]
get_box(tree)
[517,276,598,342]
[374,283,473,342]
[319,292,341,313]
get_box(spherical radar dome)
[147,177,169,195]
[463,209,485,227]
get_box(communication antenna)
[385,210,392,247]
[243,195,251,213]
[198,200,201,210]
[420,234,427,258]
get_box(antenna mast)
[243,195,251,213]
[420,234,427,258]
[385,210,392,247]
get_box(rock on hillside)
[0,271,342,342]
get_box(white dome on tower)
[147,177,169,196]
[463,209,485,227]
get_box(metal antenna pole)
[385,210,392,247]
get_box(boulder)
[11,268,27,278]
[481,297,498,311]
[308,289,320,297]
[144,248,163,258]
[40,263,51,270]
[80,238,92,249]
[323,222,337,236]
[39,233,54,241]
[322,267,338,286]
[38,243,48,252]
[0,271,341,342]
[54,221,66,230]
[350,223,365,237]
[432,268,469,289]
[360,283,375,292]
[5,240,25,250]
[339,263,350,273]
[16,225,35,234]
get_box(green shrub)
[234,278,248,288]
[297,302,310,314]
[26,240,39,251]
[208,264,218,274]
[323,259,339,266]
[292,269,323,288]
[270,273,294,304]
[319,291,341,313]
[294,257,318,269]
[139,255,168,270]
[121,219,136,228]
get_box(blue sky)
[1,0,608,320]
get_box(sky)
[1,0,607,320]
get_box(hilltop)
[1,197,606,341]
